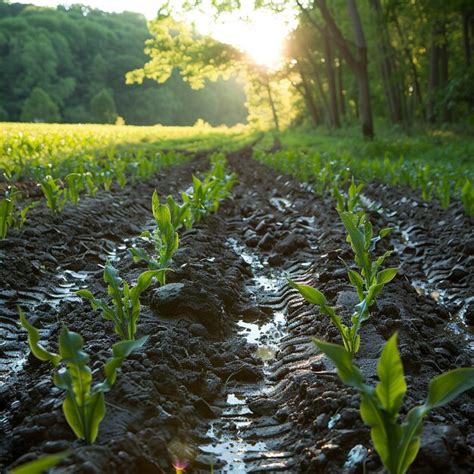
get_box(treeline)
[284,0,474,137]
[0,2,247,125]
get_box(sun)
[212,10,290,69]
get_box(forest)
[0,1,473,474]
[0,2,248,126]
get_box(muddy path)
[1,151,473,473]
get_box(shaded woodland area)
[0,2,248,125]
[285,0,474,137]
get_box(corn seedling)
[20,309,147,444]
[77,262,159,340]
[437,176,451,210]
[131,201,179,285]
[1,187,39,238]
[183,155,237,223]
[333,177,364,213]
[40,175,67,214]
[314,333,474,474]
[289,210,397,355]
[0,192,14,239]
[83,172,99,196]
[460,179,474,216]
[339,211,398,308]
[165,194,191,231]
[65,172,84,205]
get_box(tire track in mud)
[359,187,473,351]
[0,157,207,442]
[1,151,472,473]
[196,154,473,473]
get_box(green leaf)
[426,367,474,409]
[312,338,364,389]
[10,451,71,474]
[76,289,94,300]
[59,326,89,366]
[360,393,391,469]
[112,336,148,359]
[288,280,326,305]
[347,269,364,300]
[62,391,85,440]
[375,333,407,415]
[397,405,426,474]
[104,336,148,386]
[339,212,371,279]
[379,227,393,239]
[84,391,106,444]
[19,308,61,367]
[377,268,398,285]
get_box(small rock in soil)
[274,233,308,256]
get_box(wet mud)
[0,151,472,473]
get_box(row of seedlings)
[0,148,190,239]
[289,180,474,474]
[15,154,237,471]
[255,149,474,216]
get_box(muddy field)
[0,152,473,473]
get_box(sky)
[23,1,294,68]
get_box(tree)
[90,89,117,124]
[20,87,60,122]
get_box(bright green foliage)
[184,154,238,223]
[437,176,451,210]
[255,142,474,216]
[333,178,364,213]
[289,210,398,356]
[40,175,67,214]
[10,450,71,474]
[19,309,147,444]
[0,187,39,239]
[0,194,14,240]
[131,192,180,285]
[77,262,159,340]
[314,334,474,474]
[165,194,191,231]
[65,173,84,205]
[460,179,474,216]
[339,211,397,307]
[289,280,355,354]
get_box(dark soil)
[0,150,472,473]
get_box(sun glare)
[211,10,290,69]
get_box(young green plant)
[40,175,67,214]
[77,262,159,340]
[20,309,147,444]
[131,191,180,285]
[289,211,398,356]
[314,333,474,474]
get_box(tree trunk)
[427,22,448,123]
[323,30,340,128]
[347,0,374,138]
[393,15,424,117]
[265,79,280,131]
[369,0,403,124]
[337,57,346,117]
[462,11,472,67]
[298,65,320,126]
[303,45,332,124]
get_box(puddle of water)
[343,444,368,471]
[328,413,341,429]
[200,240,290,470]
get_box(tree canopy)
[0,2,248,125]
